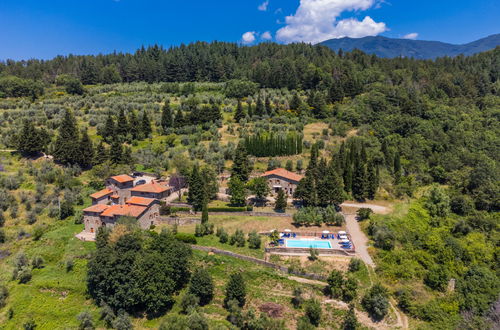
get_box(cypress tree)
[53,110,80,165]
[103,114,115,141]
[231,143,250,182]
[352,154,366,201]
[224,273,246,308]
[95,141,109,165]
[121,146,133,164]
[274,189,287,211]
[161,100,173,133]
[264,96,272,116]
[78,128,95,168]
[290,93,302,111]
[175,108,185,128]
[394,152,401,184]
[228,176,246,207]
[116,109,129,137]
[319,162,345,207]
[366,161,378,200]
[256,96,264,116]
[234,99,245,122]
[109,139,123,164]
[201,199,209,224]
[141,111,152,138]
[128,111,140,140]
[188,164,204,211]
[247,101,254,117]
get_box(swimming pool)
[285,239,332,249]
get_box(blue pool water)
[286,239,332,249]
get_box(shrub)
[219,229,229,244]
[189,269,214,306]
[77,311,94,330]
[59,199,75,220]
[291,287,303,309]
[362,284,389,321]
[18,267,32,284]
[26,212,37,225]
[342,304,359,330]
[31,256,44,269]
[342,278,358,302]
[187,310,208,330]
[229,229,245,247]
[308,247,318,261]
[0,229,5,243]
[207,206,247,212]
[159,204,171,216]
[180,293,199,314]
[348,258,363,272]
[175,233,197,244]
[305,299,322,326]
[326,270,344,298]
[424,265,449,291]
[0,285,8,308]
[99,303,115,328]
[23,319,37,330]
[66,259,74,272]
[112,312,133,330]
[247,231,261,249]
[356,208,372,221]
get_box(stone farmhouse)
[261,168,303,196]
[82,174,173,236]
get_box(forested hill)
[320,34,500,59]
[0,41,499,90]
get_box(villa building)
[80,174,172,239]
[261,168,303,196]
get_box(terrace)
[265,230,355,256]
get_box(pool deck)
[266,235,355,256]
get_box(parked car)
[135,180,146,186]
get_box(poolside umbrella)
[338,231,347,235]
[340,239,350,244]
[284,229,292,232]
[322,230,330,234]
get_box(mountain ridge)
[319,34,500,59]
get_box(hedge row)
[208,206,253,212]
[174,233,197,244]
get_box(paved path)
[344,213,375,267]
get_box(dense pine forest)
[0,42,498,329]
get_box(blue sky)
[0,0,498,60]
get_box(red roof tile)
[100,204,147,218]
[130,182,171,194]
[83,204,110,213]
[90,188,113,199]
[261,168,303,182]
[110,174,134,183]
[126,196,156,206]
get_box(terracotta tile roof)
[261,168,303,182]
[130,182,171,194]
[83,204,110,213]
[90,188,113,199]
[126,196,156,206]
[100,204,147,218]
[111,194,119,199]
[110,174,134,183]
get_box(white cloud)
[258,0,269,11]
[242,31,257,44]
[261,31,273,40]
[276,0,387,44]
[403,32,418,40]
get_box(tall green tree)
[224,273,246,308]
[231,143,251,182]
[17,120,44,156]
[53,110,80,165]
[116,109,129,137]
[78,128,95,168]
[234,99,245,122]
[229,176,247,207]
[274,189,287,211]
[141,111,152,138]
[188,269,214,306]
[188,164,205,211]
[161,100,173,133]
